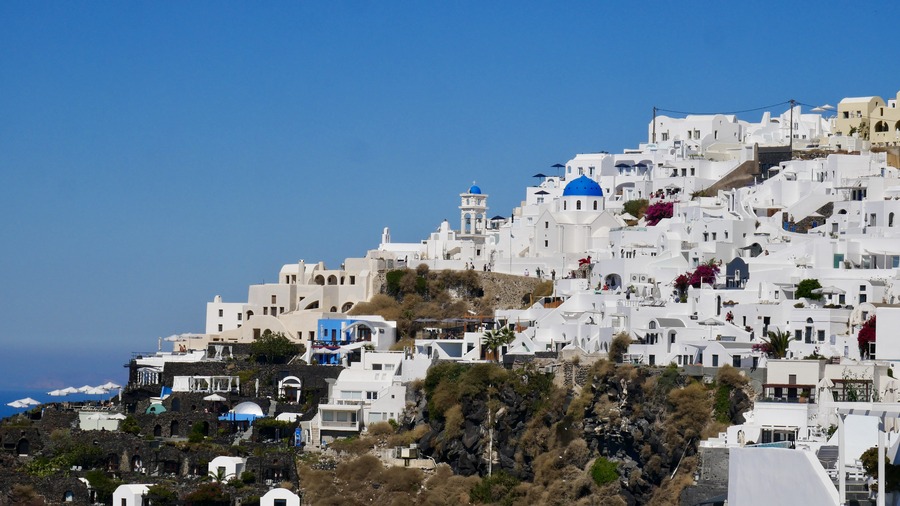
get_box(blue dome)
[468,184,482,194]
[562,175,603,197]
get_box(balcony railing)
[320,420,359,429]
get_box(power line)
[656,100,793,116]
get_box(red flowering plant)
[644,201,674,226]
[688,261,720,288]
[858,315,876,357]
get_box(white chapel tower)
[459,183,488,235]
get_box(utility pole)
[789,99,796,159]
[652,106,657,144]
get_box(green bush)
[469,471,519,503]
[119,415,141,435]
[240,470,256,484]
[590,457,618,486]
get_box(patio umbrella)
[619,212,637,221]
[77,385,94,393]
[60,387,80,395]
[48,389,68,397]
[18,397,40,406]
[812,286,845,296]
[100,382,121,390]
[532,173,547,178]
[203,393,227,402]
[6,400,28,410]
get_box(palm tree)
[482,327,515,361]
[762,330,792,359]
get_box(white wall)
[728,447,838,506]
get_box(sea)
[0,388,118,420]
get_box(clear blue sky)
[2,1,899,389]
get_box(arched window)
[170,420,179,437]
[890,212,895,227]
[649,321,657,329]
[593,201,598,210]
[576,200,582,210]
[563,201,567,210]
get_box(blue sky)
[2,1,899,389]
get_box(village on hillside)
[5,91,900,505]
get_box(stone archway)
[16,438,29,455]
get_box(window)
[593,201,598,210]
[545,221,549,229]
[576,200,582,210]
[563,201,567,210]
[218,324,223,332]
[263,307,268,315]
[818,330,825,342]
[712,232,717,240]
[271,295,277,304]
[690,167,695,176]
[237,313,242,321]
[544,240,548,247]
[366,391,378,400]
[218,309,223,317]
[788,374,797,384]
[661,132,669,141]
[274,500,287,506]
[712,355,719,367]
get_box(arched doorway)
[314,275,325,285]
[171,397,181,412]
[153,424,162,437]
[170,420,180,437]
[604,274,622,289]
[132,455,143,472]
[16,438,29,455]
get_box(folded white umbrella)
[99,382,121,390]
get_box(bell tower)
[459,182,488,235]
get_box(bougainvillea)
[858,315,876,357]
[644,201,674,226]
[688,263,720,287]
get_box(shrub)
[861,446,900,491]
[795,279,823,300]
[119,415,141,435]
[715,365,747,389]
[645,201,674,226]
[623,199,649,220]
[609,332,632,363]
[858,315,876,357]
[367,421,395,437]
[470,471,519,503]
[240,470,256,484]
[590,457,619,486]
[146,484,178,505]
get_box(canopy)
[146,403,167,415]
[203,394,226,402]
[812,286,845,295]
[100,382,122,390]
[48,389,69,397]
